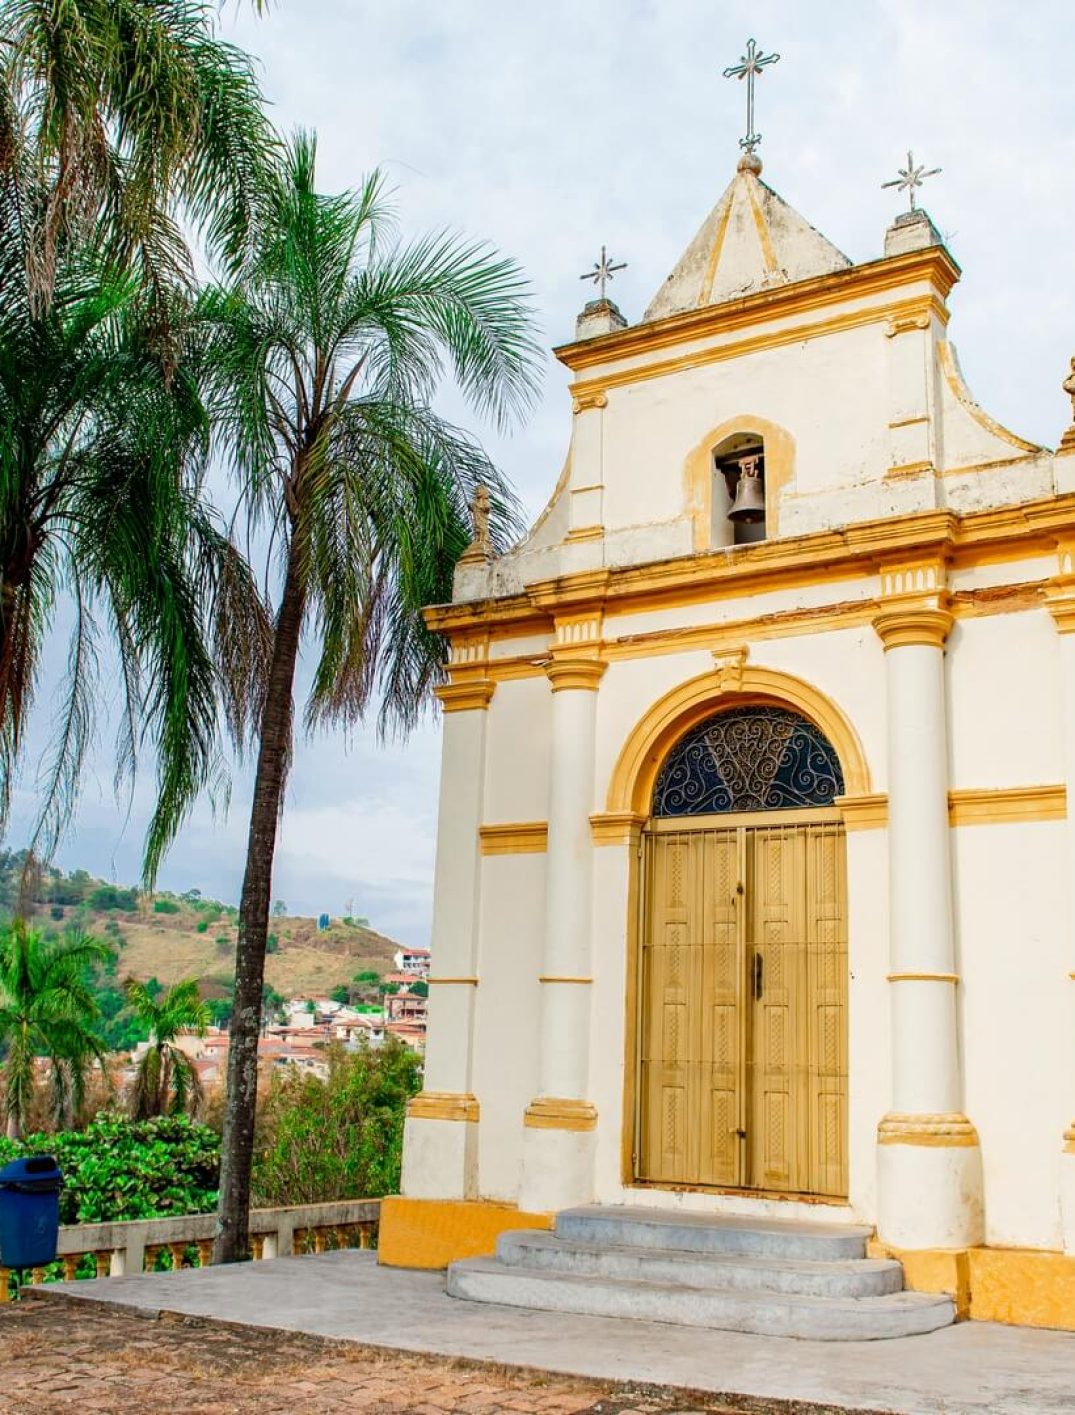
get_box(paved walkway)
[0,1298,803,1415]
[23,1249,1075,1415]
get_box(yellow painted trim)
[590,810,649,846]
[744,178,779,274]
[606,665,872,815]
[684,413,796,547]
[564,524,604,543]
[545,657,607,692]
[870,1240,1075,1331]
[435,680,495,713]
[539,975,593,984]
[406,1091,480,1124]
[835,793,888,830]
[377,1198,553,1271]
[523,1097,598,1132]
[886,971,960,984]
[699,188,736,306]
[877,1112,978,1147]
[426,495,1075,643]
[873,606,953,650]
[885,460,934,480]
[571,391,607,413]
[566,297,949,404]
[948,785,1067,825]
[478,822,548,855]
[1044,584,1075,635]
[889,415,930,429]
[1062,1124,1075,1154]
[555,246,959,373]
[427,976,478,986]
[938,341,1043,454]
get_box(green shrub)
[0,1114,219,1224]
[49,904,64,920]
[88,885,138,912]
[152,898,180,915]
[215,934,230,947]
[252,1040,421,1206]
[266,933,278,954]
[196,920,209,933]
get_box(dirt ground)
[0,1294,876,1415]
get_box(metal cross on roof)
[723,38,780,154]
[882,150,942,213]
[579,245,627,302]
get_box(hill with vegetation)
[0,853,403,1046]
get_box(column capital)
[545,656,607,692]
[524,1097,597,1132]
[1044,582,1075,635]
[407,1091,480,1123]
[873,605,954,651]
[435,679,495,712]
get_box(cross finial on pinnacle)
[579,245,627,303]
[723,37,780,155]
[882,150,942,213]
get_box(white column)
[873,596,983,1249]
[400,676,492,1200]
[518,646,605,1213]
[1046,564,1075,1251]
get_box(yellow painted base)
[378,1197,553,1270]
[869,1240,1075,1330]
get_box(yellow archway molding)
[684,413,796,549]
[606,664,873,816]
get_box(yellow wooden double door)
[637,815,848,1198]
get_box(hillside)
[0,854,403,1000]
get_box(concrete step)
[555,1205,874,1262]
[447,1257,956,1342]
[496,1229,904,1299]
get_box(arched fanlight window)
[652,705,845,817]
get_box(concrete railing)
[3,1198,380,1293]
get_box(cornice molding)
[554,246,960,373]
[478,822,548,855]
[834,793,888,831]
[948,784,1066,825]
[590,810,648,846]
[435,680,495,713]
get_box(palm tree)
[0,923,111,1138]
[125,977,210,1119]
[0,148,270,880]
[0,0,275,313]
[201,133,540,1261]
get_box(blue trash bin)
[0,1155,62,1268]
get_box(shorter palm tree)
[0,924,112,1138]
[125,978,211,1119]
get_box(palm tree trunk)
[214,540,305,1263]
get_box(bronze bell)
[728,454,765,523]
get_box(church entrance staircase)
[447,1206,955,1340]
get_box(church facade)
[383,151,1075,1328]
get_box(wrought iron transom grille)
[652,705,845,816]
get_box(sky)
[9,0,1075,946]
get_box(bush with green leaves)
[252,1040,421,1207]
[0,1114,220,1224]
[88,886,138,913]
[152,898,181,915]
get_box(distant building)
[394,946,431,978]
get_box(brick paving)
[0,1295,872,1415]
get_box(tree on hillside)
[201,132,540,1261]
[0,924,111,1138]
[125,978,210,1119]
[0,145,271,883]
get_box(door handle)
[752,952,763,1000]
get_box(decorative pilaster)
[518,616,606,1212]
[400,654,492,1201]
[1045,549,1075,1251]
[873,564,983,1249]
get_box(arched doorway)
[635,704,849,1199]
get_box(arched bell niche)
[712,431,768,548]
